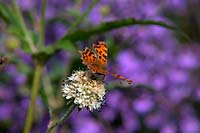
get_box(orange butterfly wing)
[93,41,107,66]
[79,47,97,64]
[79,41,133,84]
[79,42,108,74]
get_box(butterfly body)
[79,42,132,84]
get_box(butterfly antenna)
[109,72,133,84]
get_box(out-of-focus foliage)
[0,0,200,133]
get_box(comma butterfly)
[79,41,133,84]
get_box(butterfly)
[79,41,133,84]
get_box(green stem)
[56,18,178,44]
[67,0,99,33]
[47,102,76,133]
[39,0,47,49]
[12,0,37,53]
[23,61,43,133]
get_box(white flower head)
[61,70,106,111]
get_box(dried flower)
[61,71,106,111]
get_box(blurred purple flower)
[121,110,140,132]
[180,116,200,133]
[16,49,32,65]
[10,98,47,132]
[194,87,200,101]
[88,7,102,25]
[167,69,189,84]
[73,117,103,133]
[151,74,167,90]
[117,50,140,80]
[160,122,177,133]
[6,64,26,85]
[106,91,123,109]
[45,23,67,44]
[32,114,49,133]
[137,43,158,57]
[133,96,154,114]
[15,73,26,85]
[177,51,199,69]
[167,87,191,103]
[140,2,159,17]
[101,107,116,121]
[0,103,14,120]
[0,86,16,100]
[166,0,187,12]
[18,0,34,11]
[145,112,166,129]
[53,23,67,40]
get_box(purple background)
[1,0,200,132]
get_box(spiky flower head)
[61,70,106,111]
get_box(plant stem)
[57,18,177,43]
[39,0,47,49]
[23,61,43,133]
[67,0,99,33]
[47,103,76,133]
[12,0,37,53]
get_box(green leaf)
[32,41,76,64]
[7,25,24,36]
[0,3,10,23]
[0,3,21,29]
[56,18,176,44]
[56,40,77,50]
[0,3,34,53]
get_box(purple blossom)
[167,87,191,103]
[133,96,154,114]
[6,64,26,85]
[179,107,200,133]
[177,51,199,69]
[167,69,189,84]
[145,112,167,129]
[121,110,140,132]
[0,103,14,120]
[160,122,177,133]
[106,90,123,109]
[101,107,116,121]
[194,87,200,101]
[151,74,167,90]
[166,0,187,12]
[18,0,34,11]
[16,49,33,65]
[180,117,200,133]
[0,86,16,100]
[116,50,140,81]
[54,23,67,38]
[73,117,103,133]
